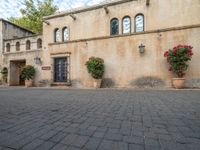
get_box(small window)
[110,18,119,36]
[122,16,131,34]
[37,38,42,49]
[54,28,60,43]
[26,40,31,50]
[135,14,144,32]
[62,27,69,42]
[16,42,20,51]
[6,43,10,52]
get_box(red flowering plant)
[164,45,193,78]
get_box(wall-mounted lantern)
[43,20,50,25]
[146,0,150,6]
[70,14,76,20]
[34,57,41,65]
[139,44,145,53]
[104,6,109,14]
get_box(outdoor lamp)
[34,57,41,65]
[139,43,145,53]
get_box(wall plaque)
[42,66,51,70]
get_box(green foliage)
[85,57,105,79]
[164,45,193,78]
[9,0,58,33]
[0,67,8,83]
[21,65,36,80]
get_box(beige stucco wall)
[43,0,200,43]
[2,35,43,86]
[0,21,3,71]
[0,19,34,82]
[43,27,200,88]
[40,0,200,88]
[1,0,200,88]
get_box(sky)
[0,0,107,19]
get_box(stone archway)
[9,60,26,86]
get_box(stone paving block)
[69,135,89,148]
[39,130,58,140]
[49,131,67,143]
[98,140,128,150]
[77,129,95,137]
[21,139,44,150]
[144,137,160,147]
[83,137,101,150]
[60,134,77,145]
[104,133,123,141]
[34,141,56,150]
[129,144,144,150]
[67,146,82,150]
[0,89,200,150]
[51,143,68,150]
[123,136,144,145]
[93,131,105,138]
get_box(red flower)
[189,46,193,49]
[189,50,193,56]
[164,51,169,57]
[167,57,170,62]
[184,45,189,49]
[178,44,184,48]
[173,49,177,55]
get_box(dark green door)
[54,58,67,82]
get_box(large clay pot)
[93,79,102,88]
[172,78,185,89]
[25,79,33,87]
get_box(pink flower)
[164,51,169,57]
[188,46,193,49]
[189,50,193,56]
[173,49,177,55]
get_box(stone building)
[0,19,37,85]
[1,0,200,88]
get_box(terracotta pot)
[172,78,185,89]
[25,79,33,87]
[93,79,102,88]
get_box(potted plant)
[21,65,36,87]
[86,57,105,88]
[0,67,8,85]
[164,45,193,89]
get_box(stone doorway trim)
[9,59,26,86]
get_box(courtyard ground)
[0,88,200,150]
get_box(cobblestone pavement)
[0,88,200,150]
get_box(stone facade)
[0,19,34,84]
[1,0,200,88]
[3,35,42,86]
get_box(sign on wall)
[42,66,51,70]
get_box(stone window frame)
[37,38,42,49]
[62,27,69,42]
[26,40,31,50]
[110,18,119,36]
[6,43,10,52]
[122,16,131,34]
[16,42,20,51]
[134,13,145,33]
[54,28,60,43]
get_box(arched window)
[6,43,10,52]
[122,16,131,34]
[37,38,42,49]
[26,40,31,50]
[54,28,60,43]
[135,14,144,32]
[16,42,20,51]
[110,18,119,36]
[62,27,69,42]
